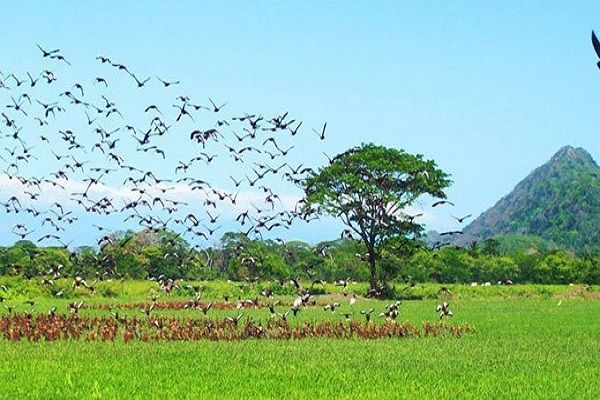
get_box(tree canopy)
[303,143,451,292]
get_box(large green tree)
[303,143,451,292]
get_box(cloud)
[0,175,302,217]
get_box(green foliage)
[494,234,551,254]
[303,143,451,289]
[532,251,583,284]
[319,240,370,282]
[474,256,520,283]
[0,229,597,286]
[429,248,475,283]
[227,239,289,280]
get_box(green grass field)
[0,281,598,399]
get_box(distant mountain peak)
[550,145,597,166]
[461,145,599,254]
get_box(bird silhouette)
[36,44,60,58]
[157,77,180,87]
[451,214,472,223]
[592,30,600,70]
[312,123,327,140]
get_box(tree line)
[0,230,597,285]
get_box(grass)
[1,276,596,302]
[0,281,598,399]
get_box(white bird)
[292,296,303,309]
[349,293,357,306]
[436,302,453,319]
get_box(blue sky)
[0,2,599,247]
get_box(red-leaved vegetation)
[0,314,474,342]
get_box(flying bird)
[36,44,60,58]
[130,73,151,88]
[157,77,180,87]
[432,200,454,208]
[451,214,472,223]
[312,123,327,140]
[209,98,227,112]
[592,30,600,70]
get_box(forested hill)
[460,146,600,255]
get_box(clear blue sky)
[0,1,599,247]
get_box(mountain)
[460,145,600,255]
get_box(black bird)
[360,308,375,323]
[36,44,60,58]
[157,77,180,87]
[439,230,463,236]
[289,121,302,136]
[7,96,27,115]
[96,56,111,63]
[230,176,243,187]
[451,214,472,223]
[174,104,194,122]
[130,73,150,88]
[26,72,39,87]
[432,200,454,208]
[209,98,227,112]
[312,123,327,140]
[144,105,161,114]
[84,111,97,125]
[50,54,71,65]
[73,83,84,96]
[592,30,600,70]
[111,62,130,73]
[95,77,108,87]
[12,229,35,240]
[7,74,24,87]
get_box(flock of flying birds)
[5,31,596,273]
[3,31,596,325]
[0,44,332,260]
[0,43,484,287]
[2,30,597,324]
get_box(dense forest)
[0,229,598,286]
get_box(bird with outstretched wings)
[592,30,600,70]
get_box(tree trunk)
[368,251,377,291]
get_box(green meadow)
[0,281,598,399]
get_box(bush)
[533,252,581,284]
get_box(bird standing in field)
[436,302,453,319]
[360,308,374,323]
